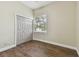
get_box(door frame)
[14,13,33,46]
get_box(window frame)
[33,14,48,33]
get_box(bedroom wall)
[76,2,79,54]
[0,1,33,49]
[33,1,76,47]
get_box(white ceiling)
[22,1,53,9]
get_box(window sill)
[33,31,47,33]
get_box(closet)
[16,15,32,45]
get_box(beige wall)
[76,2,79,53]
[0,2,33,49]
[34,1,76,47]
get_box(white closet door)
[16,15,32,45]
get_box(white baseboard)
[34,39,76,50]
[0,44,16,52]
[34,39,79,56]
[75,48,79,56]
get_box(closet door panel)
[17,15,32,45]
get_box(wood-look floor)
[0,40,78,57]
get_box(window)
[33,15,47,32]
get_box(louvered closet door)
[17,15,32,45]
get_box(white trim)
[33,39,77,50]
[14,14,17,46]
[15,13,33,20]
[34,31,47,33]
[0,45,16,52]
[75,48,79,56]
